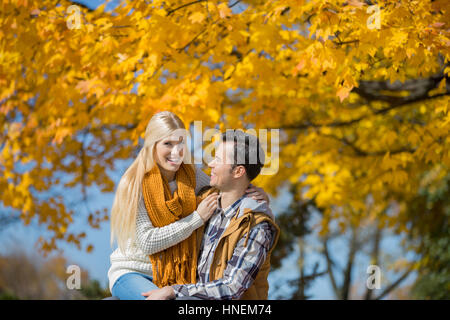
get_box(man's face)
[208,141,236,190]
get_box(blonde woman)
[108,111,269,300]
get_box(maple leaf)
[189,12,205,24]
[337,85,354,102]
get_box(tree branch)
[317,132,416,157]
[279,72,450,131]
[364,226,382,300]
[375,266,415,300]
[166,0,207,16]
[342,227,359,300]
[323,237,340,298]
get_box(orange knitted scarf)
[141,162,200,288]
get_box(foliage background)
[1,0,449,299]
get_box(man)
[142,129,280,300]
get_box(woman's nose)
[171,144,183,157]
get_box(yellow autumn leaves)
[0,0,449,254]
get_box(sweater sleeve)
[134,196,204,255]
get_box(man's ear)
[233,165,246,179]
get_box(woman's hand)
[245,184,270,204]
[196,193,219,223]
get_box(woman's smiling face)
[154,132,185,178]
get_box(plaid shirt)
[172,193,276,300]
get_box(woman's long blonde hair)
[110,111,191,252]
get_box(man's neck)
[220,183,248,210]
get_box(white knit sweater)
[107,167,211,292]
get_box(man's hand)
[141,286,176,300]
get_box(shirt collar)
[217,193,245,219]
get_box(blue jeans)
[111,272,159,300]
